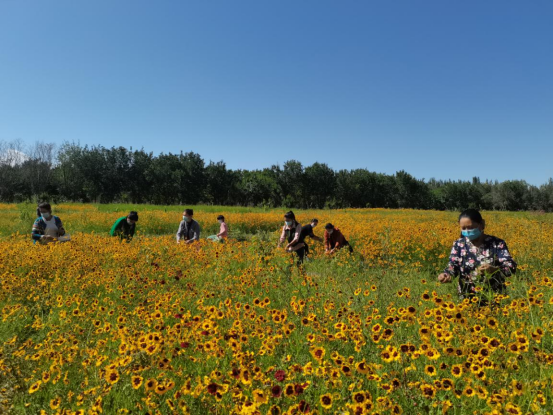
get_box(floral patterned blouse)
[443,235,517,298]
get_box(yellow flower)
[49,396,61,410]
[320,393,333,409]
[131,376,143,389]
[29,381,41,394]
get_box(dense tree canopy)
[1,140,552,211]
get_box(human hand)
[438,273,452,283]
[478,264,498,275]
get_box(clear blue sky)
[1,0,552,185]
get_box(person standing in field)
[177,209,201,244]
[278,211,306,264]
[299,218,323,258]
[438,209,517,300]
[207,215,228,242]
[110,211,138,242]
[32,202,67,244]
[324,223,353,255]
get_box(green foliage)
[2,140,553,211]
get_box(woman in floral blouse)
[438,209,517,299]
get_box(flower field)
[1,204,553,414]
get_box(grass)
[0,204,552,414]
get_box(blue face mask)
[285,220,292,226]
[41,212,52,220]
[462,228,482,240]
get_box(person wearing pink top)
[207,215,228,242]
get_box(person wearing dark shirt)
[299,219,323,258]
[176,209,201,244]
[110,211,138,242]
[278,211,306,265]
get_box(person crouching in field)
[177,209,201,244]
[32,202,68,244]
[300,218,323,259]
[324,223,353,255]
[110,211,138,242]
[438,209,517,301]
[278,211,306,264]
[207,215,228,242]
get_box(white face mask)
[327,229,334,235]
[218,220,223,224]
[41,212,52,219]
[127,219,133,225]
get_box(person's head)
[311,218,319,228]
[325,223,335,234]
[284,211,296,226]
[127,211,138,225]
[458,209,484,241]
[183,209,193,222]
[217,215,225,223]
[38,202,52,219]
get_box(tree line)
[1,140,552,211]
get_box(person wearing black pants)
[278,211,305,265]
[299,219,323,259]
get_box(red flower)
[201,330,209,336]
[180,342,189,348]
[294,384,304,395]
[271,385,283,398]
[274,370,286,382]
[298,400,310,413]
[174,314,183,319]
[207,383,218,395]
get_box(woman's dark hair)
[284,211,296,221]
[38,202,51,212]
[185,209,194,216]
[458,209,483,223]
[311,218,319,223]
[217,215,224,221]
[325,223,334,230]
[128,211,139,221]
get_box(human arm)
[55,217,66,236]
[438,241,461,283]
[110,217,125,237]
[285,223,301,248]
[278,226,286,247]
[176,221,185,243]
[31,218,46,241]
[324,231,331,252]
[479,239,517,277]
[217,222,228,238]
[186,222,201,243]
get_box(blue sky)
[0,0,552,185]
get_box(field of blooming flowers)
[1,203,553,415]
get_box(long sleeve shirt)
[32,216,65,241]
[110,217,136,240]
[443,235,517,297]
[176,219,201,242]
[324,228,348,251]
[280,222,302,245]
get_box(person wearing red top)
[324,223,353,255]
